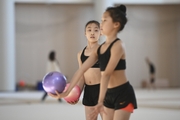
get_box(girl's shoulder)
[77,50,83,57]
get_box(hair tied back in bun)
[117,4,126,15]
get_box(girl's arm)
[65,49,98,95]
[76,51,85,91]
[49,48,98,99]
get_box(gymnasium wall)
[15,4,180,88]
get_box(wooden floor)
[0,88,180,120]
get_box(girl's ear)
[114,22,120,28]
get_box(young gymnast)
[49,5,137,120]
[68,20,103,120]
[145,57,156,89]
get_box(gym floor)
[0,88,180,120]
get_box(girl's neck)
[105,33,118,44]
[87,41,98,48]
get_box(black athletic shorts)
[82,83,100,106]
[104,81,137,110]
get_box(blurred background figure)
[145,57,156,89]
[41,50,62,102]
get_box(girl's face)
[85,23,100,43]
[100,11,118,35]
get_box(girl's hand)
[67,99,79,105]
[89,102,106,119]
[48,91,68,99]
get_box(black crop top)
[80,47,99,68]
[97,38,126,71]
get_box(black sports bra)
[80,47,99,68]
[97,38,126,71]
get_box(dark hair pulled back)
[106,5,127,32]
